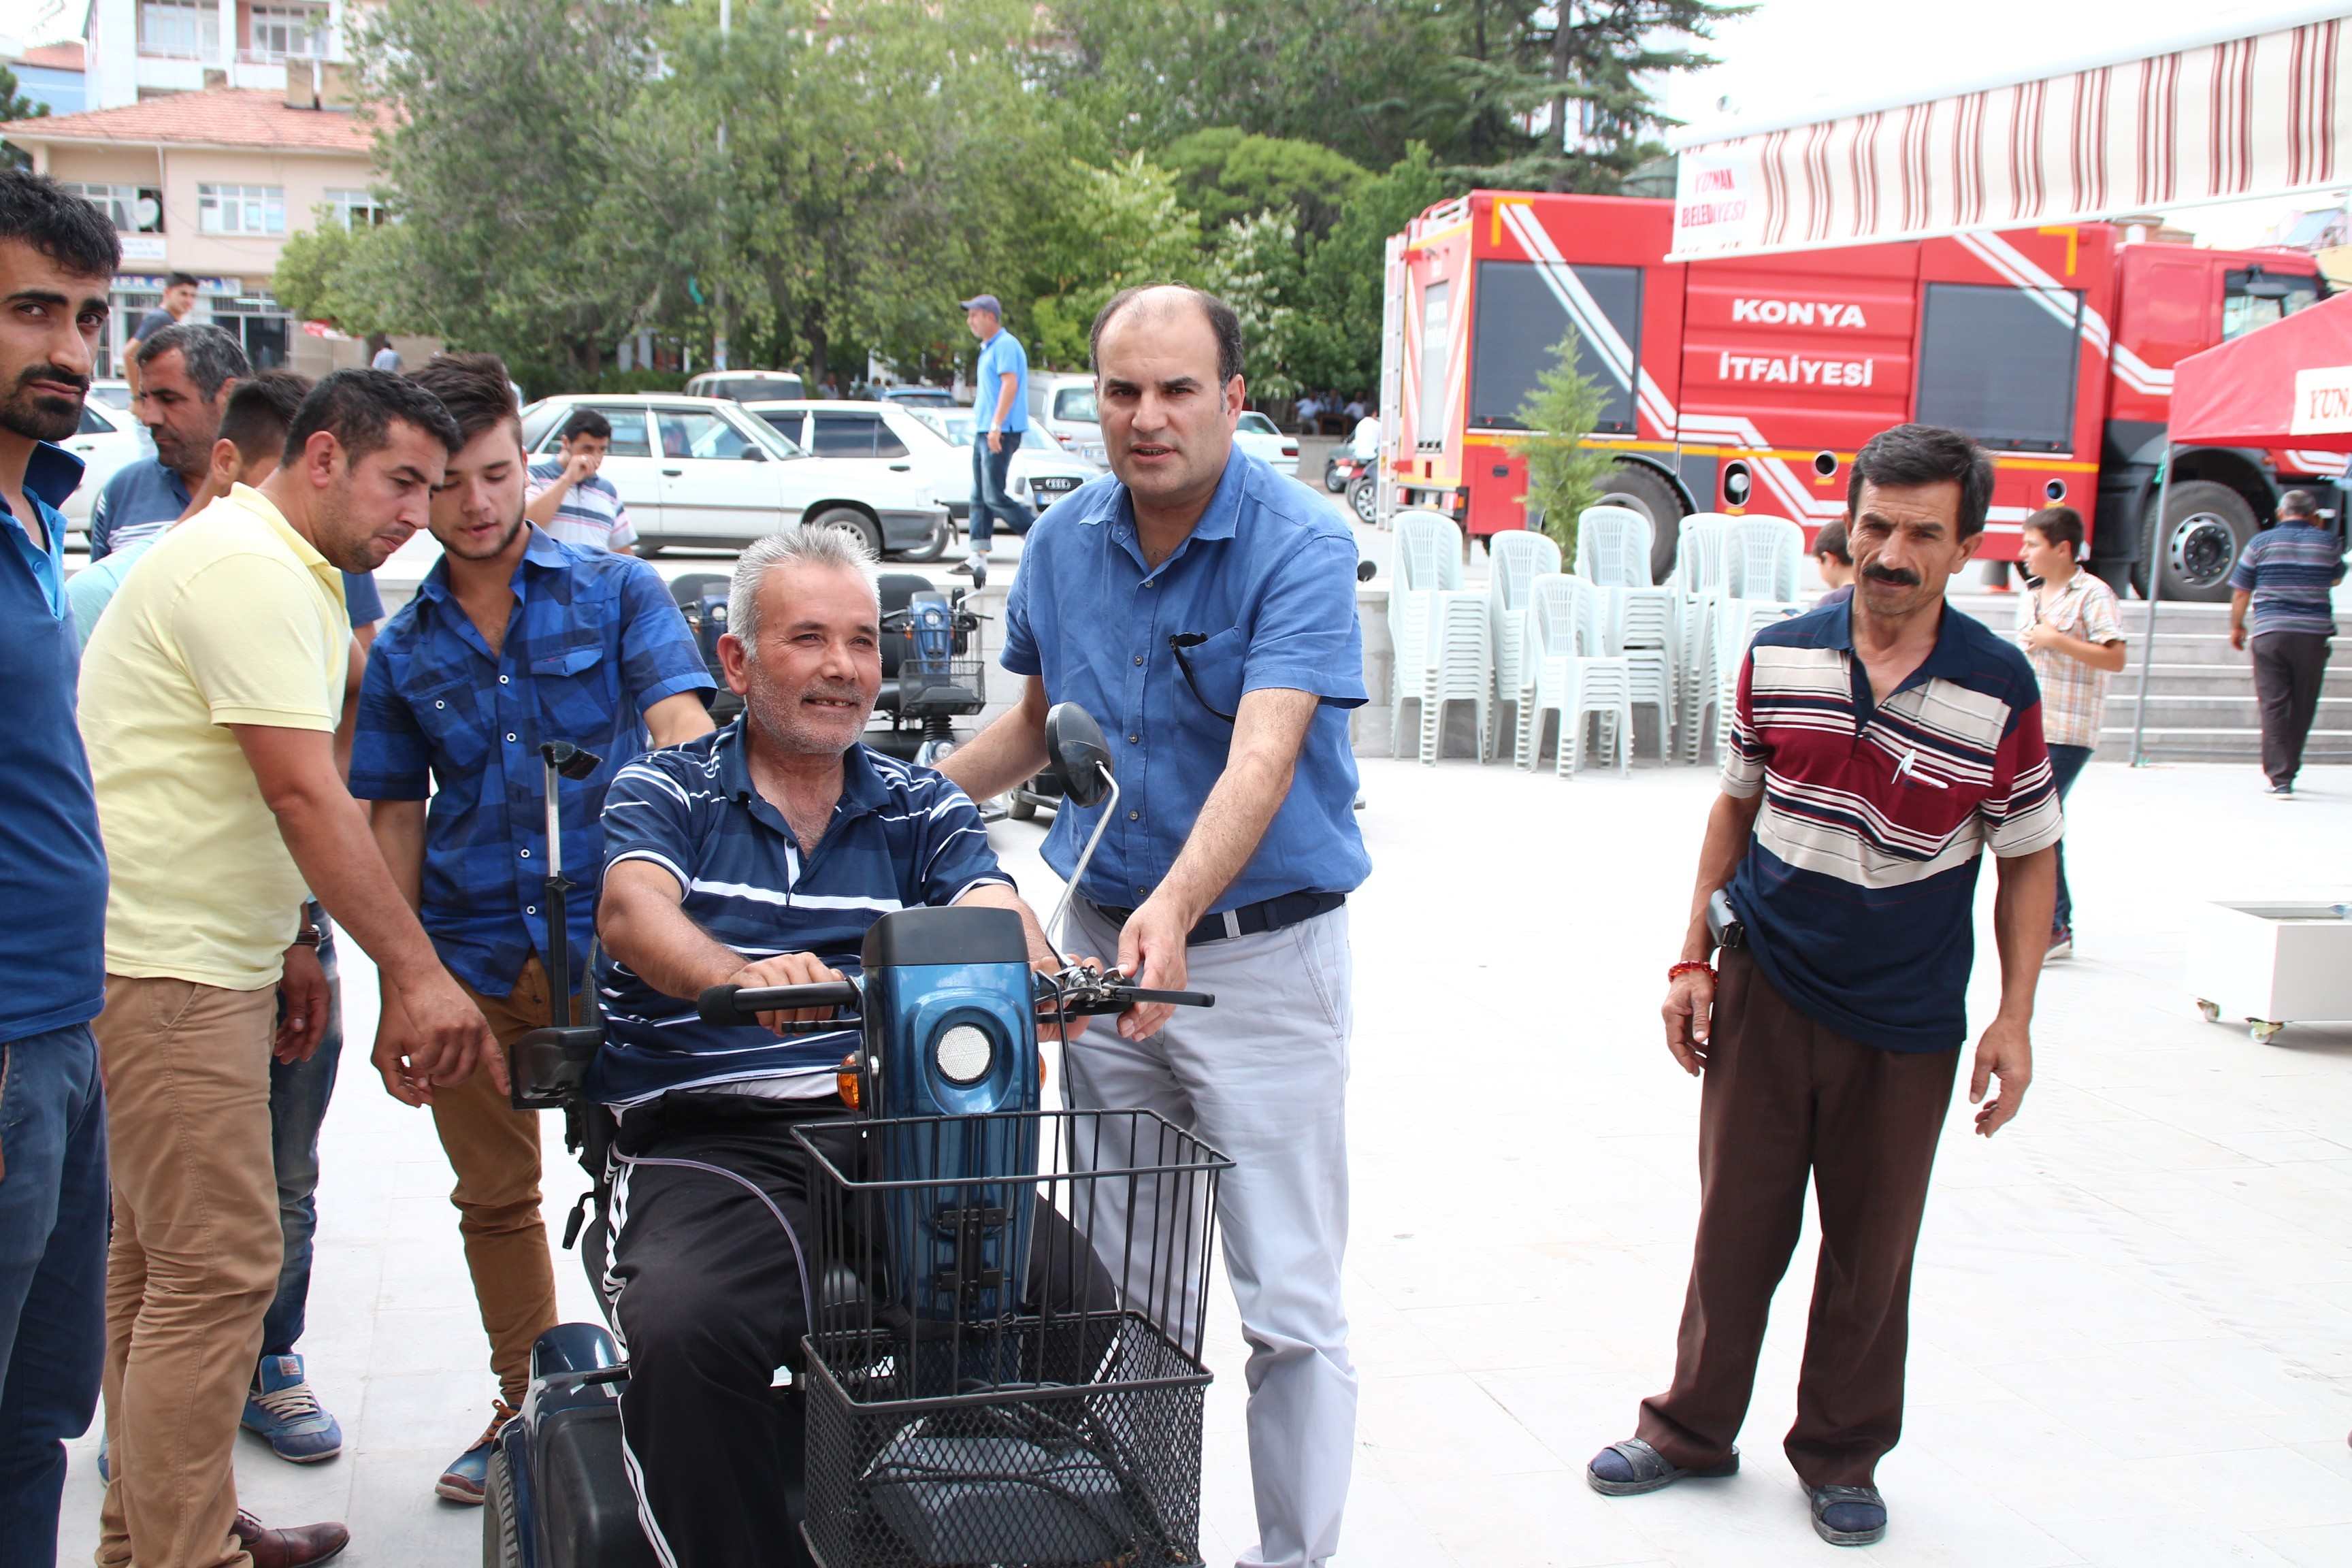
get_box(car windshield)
[1051,385,1097,423]
[1238,412,1278,435]
[738,409,805,459]
[915,409,977,445]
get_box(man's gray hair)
[135,321,249,399]
[728,525,879,654]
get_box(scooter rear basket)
[793,1110,1231,1568]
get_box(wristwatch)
[292,900,327,949]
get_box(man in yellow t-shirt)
[78,369,501,1568]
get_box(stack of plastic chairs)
[1701,598,1810,756]
[1484,530,1562,761]
[1671,514,1740,762]
[1386,510,1490,764]
[1573,505,1654,588]
[1516,574,1633,777]
[1605,584,1678,759]
[1728,517,1806,602]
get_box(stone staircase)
[1949,592,2352,765]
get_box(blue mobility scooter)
[487,707,1230,1568]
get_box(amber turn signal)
[837,1051,861,1109]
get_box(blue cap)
[960,293,1003,316]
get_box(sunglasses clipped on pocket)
[1168,633,1237,723]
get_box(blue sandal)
[1809,1484,1888,1546]
[1586,1437,1740,1497]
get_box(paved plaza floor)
[52,755,2352,1567]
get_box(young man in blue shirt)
[952,291,1032,579]
[350,353,716,1504]
[0,167,122,1568]
[2229,488,2346,796]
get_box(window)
[140,1,220,59]
[248,5,328,61]
[1469,261,1641,435]
[63,182,163,234]
[78,405,116,436]
[657,409,761,461]
[2222,269,2322,342]
[1914,282,2082,453]
[1051,386,1097,423]
[578,407,653,459]
[198,184,286,235]
[323,189,389,229]
[809,412,908,459]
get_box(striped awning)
[1669,10,2352,260]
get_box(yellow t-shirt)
[80,485,348,990]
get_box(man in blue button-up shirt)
[348,354,713,1503]
[944,284,1369,1568]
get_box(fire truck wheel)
[2146,480,2256,604]
[1599,463,1686,583]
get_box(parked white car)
[1025,372,1105,466]
[682,369,805,403]
[747,401,1100,531]
[515,395,951,559]
[58,395,145,533]
[1234,410,1301,474]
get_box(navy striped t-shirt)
[2230,519,2345,639]
[591,723,1011,1108]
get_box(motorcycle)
[486,705,1227,1568]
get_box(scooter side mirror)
[1043,702,1113,808]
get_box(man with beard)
[0,165,118,1568]
[349,352,714,1505]
[1585,424,2058,1550]
[80,368,501,1567]
[591,525,1074,1566]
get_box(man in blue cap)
[952,292,1031,581]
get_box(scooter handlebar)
[696,981,862,1027]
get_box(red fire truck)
[1378,190,2333,600]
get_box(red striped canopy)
[2172,288,2352,452]
[1670,10,2352,260]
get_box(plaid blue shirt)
[591,727,1012,1108]
[2230,518,2345,639]
[350,529,713,996]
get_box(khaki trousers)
[95,975,280,1568]
[444,958,561,1405]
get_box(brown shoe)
[231,1509,350,1567]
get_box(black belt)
[1081,889,1344,946]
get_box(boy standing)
[2016,506,2125,958]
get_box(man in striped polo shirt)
[2229,488,2345,796]
[523,406,637,553]
[1588,425,2060,1550]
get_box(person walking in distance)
[943,284,1369,1568]
[120,270,197,398]
[1586,424,2059,1550]
[80,369,502,1568]
[88,320,244,559]
[0,165,119,1568]
[1813,518,1855,605]
[2229,488,2345,796]
[2015,506,2125,958]
[523,406,637,553]
[352,353,714,1503]
[950,292,1032,579]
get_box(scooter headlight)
[934,1023,993,1085]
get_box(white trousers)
[1064,900,1358,1568]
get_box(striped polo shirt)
[591,723,1011,1109]
[2229,519,2345,640]
[525,460,637,551]
[1723,599,2063,1053]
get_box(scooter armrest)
[508,1025,603,1112]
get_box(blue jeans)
[261,932,344,1358]
[2046,743,2094,935]
[968,430,1031,549]
[0,1022,108,1568]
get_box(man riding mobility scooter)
[487,706,1227,1567]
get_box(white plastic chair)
[1517,574,1633,777]
[1420,595,1492,764]
[1574,506,1655,588]
[1485,529,1561,760]
[1387,510,1488,763]
[1603,585,1679,760]
[1728,517,1806,602]
[1670,512,1739,597]
[1699,598,1809,757]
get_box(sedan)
[516,394,951,559]
[748,400,1100,532]
[57,396,144,532]
[1235,410,1300,474]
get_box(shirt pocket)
[412,672,489,772]
[1171,625,1249,725]
[532,636,617,744]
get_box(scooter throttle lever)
[1115,987,1216,1009]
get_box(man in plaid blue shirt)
[348,355,713,1504]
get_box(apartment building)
[83,1,360,110]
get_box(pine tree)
[1,64,50,172]
[1509,334,1616,561]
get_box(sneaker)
[948,555,981,578]
[95,1431,108,1483]
[2268,781,2296,797]
[242,1354,344,1464]
[2046,927,2073,962]
[436,1400,518,1505]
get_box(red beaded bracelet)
[1667,960,1716,984]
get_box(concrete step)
[2102,724,2352,761]
[2105,696,2352,730]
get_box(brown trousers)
[96,975,280,1568]
[443,958,561,1405]
[1635,947,1959,1488]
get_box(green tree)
[271,218,397,338]
[1,63,50,172]
[1200,210,1307,399]
[1017,154,1205,370]
[1288,142,1450,395]
[1508,334,1615,559]
[1161,129,1370,244]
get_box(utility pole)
[713,0,732,371]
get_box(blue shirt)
[973,329,1030,434]
[69,530,383,648]
[82,460,385,623]
[2229,518,2345,639]
[592,729,1013,1108]
[1002,447,1370,911]
[0,443,110,1042]
[1724,600,2062,1052]
[349,529,713,996]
